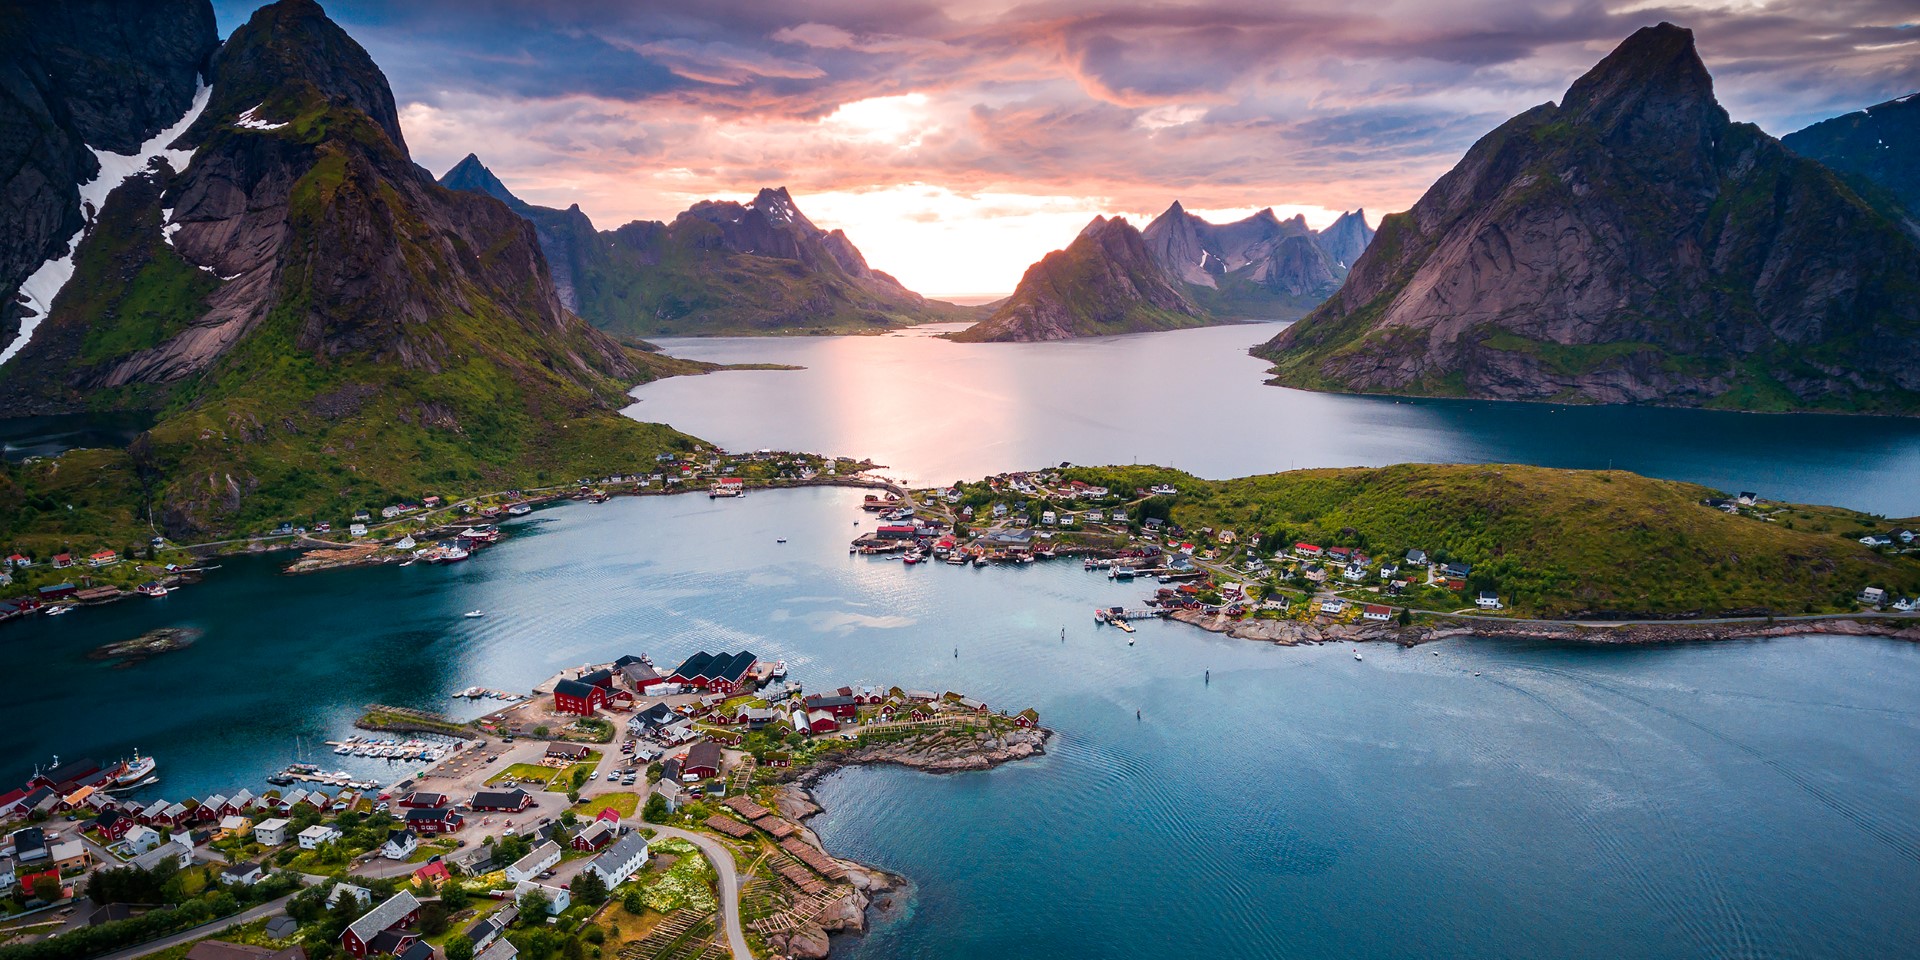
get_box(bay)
[626,323,1920,516]
[6,488,1918,959]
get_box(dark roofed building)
[667,651,758,693]
[682,741,724,779]
[469,789,530,812]
[553,679,608,716]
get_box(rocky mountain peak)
[1560,23,1726,173]
[200,0,406,152]
[438,154,523,209]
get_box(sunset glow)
[238,0,1919,296]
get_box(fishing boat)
[506,503,532,516]
[464,610,485,618]
[113,750,157,786]
[137,581,169,597]
[770,660,788,678]
[436,544,470,563]
[776,538,787,543]
[945,552,968,565]
[973,554,989,566]
[45,605,72,616]
[1110,566,1136,581]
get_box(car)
[503,827,517,836]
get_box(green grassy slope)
[1062,463,1920,617]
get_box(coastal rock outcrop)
[950,216,1205,342]
[1255,23,1920,415]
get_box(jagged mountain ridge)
[438,155,971,335]
[1783,93,1920,220]
[0,0,699,536]
[954,203,1373,342]
[1255,23,1920,415]
[949,215,1206,342]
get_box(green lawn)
[573,792,641,819]
[486,758,601,792]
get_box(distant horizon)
[217,0,1919,294]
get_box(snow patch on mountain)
[0,83,209,368]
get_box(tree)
[31,874,62,903]
[517,890,551,924]
[642,794,669,824]
[1398,608,1412,626]
[446,937,475,960]
[419,903,450,936]
[441,884,471,911]
[571,870,608,908]
[622,890,647,916]
[559,810,578,827]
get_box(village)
[834,470,1920,629]
[0,450,874,624]
[0,646,1045,960]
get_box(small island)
[88,626,201,667]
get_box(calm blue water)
[8,488,1919,959]
[628,323,1920,516]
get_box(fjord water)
[9,489,1920,959]
[628,323,1920,516]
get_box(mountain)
[1255,23,1920,415]
[438,157,971,336]
[953,204,1374,342]
[0,0,703,540]
[0,0,219,362]
[1783,93,1920,219]
[949,216,1205,342]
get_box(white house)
[220,861,264,886]
[505,840,561,884]
[1859,586,1887,606]
[475,941,520,960]
[381,829,418,861]
[254,818,291,846]
[298,824,342,850]
[1475,593,1503,609]
[349,523,369,538]
[329,883,373,908]
[122,825,164,854]
[514,879,569,914]
[130,839,193,871]
[1319,598,1346,615]
[587,833,650,889]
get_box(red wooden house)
[553,679,608,716]
[403,807,464,835]
[342,891,421,958]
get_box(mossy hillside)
[1062,463,1920,617]
[573,234,972,338]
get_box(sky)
[214,0,1919,296]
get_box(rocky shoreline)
[752,726,1053,958]
[1169,608,1920,646]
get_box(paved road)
[94,894,295,960]
[647,825,749,960]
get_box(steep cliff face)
[0,0,218,354]
[1139,203,1368,316]
[1256,23,1920,415]
[0,0,698,536]
[439,161,970,335]
[949,216,1204,342]
[1784,93,1920,220]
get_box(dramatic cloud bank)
[217,0,1920,294]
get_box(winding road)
[646,825,750,960]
